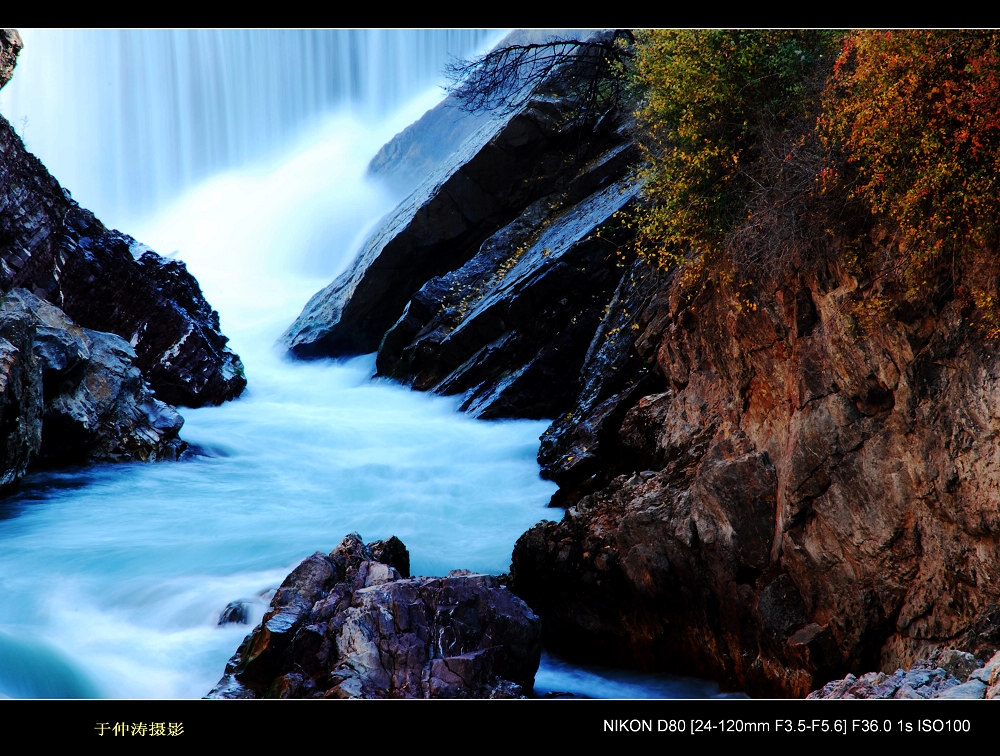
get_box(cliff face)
[510,249,1000,696]
[282,40,1000,697]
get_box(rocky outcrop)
[809,648,1000,699]
[283,32,640,420]
[509,248,1000,697]
[0,30,22,90]
[0,288,184,490]
[0,112,245,407]
[366,29,594,199]
[207,533,541,699]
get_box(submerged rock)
[207,533,541,699]
[218,600,251,626]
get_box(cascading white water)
[0,28,499,231]
[0,28,730,701]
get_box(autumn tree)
[824,29,1000,264]
[629,29,841,283]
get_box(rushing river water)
[0,28,729,701]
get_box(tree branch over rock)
[444,30,636,117]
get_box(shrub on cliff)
[821,30,1000,334]
[824,30,1000,264]
[628,29,1000,334]
[629,29,840,285]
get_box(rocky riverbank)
[809,648,1000,699]
[281,31,1000,697]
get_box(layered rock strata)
[0,112,245,408]
[208,533,541,699]
[0,288,184,490]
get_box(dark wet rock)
[376,166,642,419]
[206,533,541,699]
[218,600,251,626]
[0,113,245,407]
[283,32,641,420]
[0,288,184,490]
[535,258,668,498]
[284,94,630,363]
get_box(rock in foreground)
[207,533,541,699]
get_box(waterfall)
[0,28,500,230]
[0,28,728,701]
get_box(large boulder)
[0,288,184,490]
[0,112,245,407]
[207,533,541,699]
[284,32,642,420]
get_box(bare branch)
[445,31,635,117]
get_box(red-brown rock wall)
[513,251,1000,696]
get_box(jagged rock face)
[286,94,629,359]
[207,533,541,699]
[511,253,1000,696]
[0,113,245,407]
[0,289,184,490]
[535,258,669,501]
[0,30,22,91]
[376,141,641,419]
[285,52,643,418]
